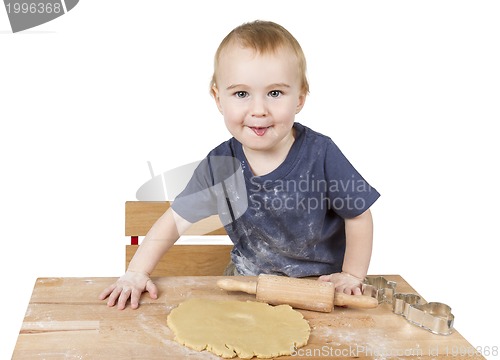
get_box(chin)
[242,141,276,152]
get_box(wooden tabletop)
[12,275,484,359]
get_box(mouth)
[249,126,270,137]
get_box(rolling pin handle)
[334,292,379,309]
[217,278,258,295]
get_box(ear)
[295,92,307,114]
[212,85,224,115]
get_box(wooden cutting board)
[12,275,484,359]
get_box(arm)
[99,208,192,309]
[342,208,373,280]
[319,209,373,295]
[128,209,192,275]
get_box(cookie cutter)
[406,302,455,335]
[362,276,397,303]
[393,293,422,317]
[392,293,454,335]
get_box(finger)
[335,285,346,294]
[130,288,142,310]
[106,286,122,307]
[318,274,333,282]
[117,288,131,310]
[352,286,362,296]
[146,280,158,299]
[98,284,116,300]
[343,287,353,295]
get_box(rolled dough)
[167,298,310,359]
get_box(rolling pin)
[217,274,378,313]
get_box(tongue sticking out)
[252,127,268,136]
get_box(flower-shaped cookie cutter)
[362,276,397,303]
[392,293,454,335]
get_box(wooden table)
[12,275,484,359]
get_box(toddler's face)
[213,45,306,154]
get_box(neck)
[243,129,295,176]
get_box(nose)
[250,96,268,117]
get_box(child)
[99,20,380,310]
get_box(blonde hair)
[210,20,309,96]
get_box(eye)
[234,91,248,99]
[268,90,282,98]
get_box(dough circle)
[167,298,310,359]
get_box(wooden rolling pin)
[217,274,378,313]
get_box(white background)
[1,1,499,358]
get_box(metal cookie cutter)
[392,293,454,335]
[406,302,455,335]
[393,293,422,317]
[362,276,397,303]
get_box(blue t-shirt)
[172,123,380,277]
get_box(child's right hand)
[318,272,363,295]
[98,270,158,310]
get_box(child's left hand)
[318,272,364,295]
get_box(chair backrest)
[125,201,232,276]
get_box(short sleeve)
[324,141,380,218]
[171,155,249,226]
[170,157,218,223]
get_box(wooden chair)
[125,201,232,276]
